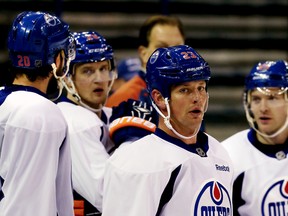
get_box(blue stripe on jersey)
[0,85,47,105]
[156,165,181,216]
[248,129,288,158]
[232,172,245,216]
[0,176,4,201]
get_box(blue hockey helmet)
[243,60,288,138]
[7,11,75,69]
[146,45,211,99]
[70,31,115,74]
[245,60,288,91]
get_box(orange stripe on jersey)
[74,200,84,216]
[109,116,156,137]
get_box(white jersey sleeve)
[57,102,112,212]
[0,90,73,216]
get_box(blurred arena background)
[0,0,287,140]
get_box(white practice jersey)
[57,99,115,212]
[102,129,234,216]
[0,85,73,216]
[222,129,288,216]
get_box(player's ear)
[138,45,148,66]
[55,50,65,69]
[151,89,166,110]
[138,45,145,59]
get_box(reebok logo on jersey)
[215,164,230,172]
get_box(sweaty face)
[249,88,288,135]
[169,80,208,136]
[73,61,113,109]
[141,24,185,68]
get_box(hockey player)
[56,31,157,216]
[102,45,234,216]
[105,15,185,107]
[0,11,75,216]
[222,60,288,215]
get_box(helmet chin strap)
[61,64,117,114]
[51,57,71,80]
[62,76,102,113]
[79,100,103,113]
[245,91,288,138]
[152,97,201,140]
[50,57,72,101]
[77,70,116,113]
[246,107,288,138]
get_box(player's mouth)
[258,116,271,124]
[93,88,104,95]
[189,109,202,117]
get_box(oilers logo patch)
[194,180,232,215]
[261,178,288,216]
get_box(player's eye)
[82,68,93,75]
[251,96,260,103]
[98,66,110,73]
[179,88,189,94]
[198,86,206,92]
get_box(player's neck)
[13,75,50,94]
[158,120,197,144]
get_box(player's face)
[73,60,112,109]
[169,80,208,135]
[249,88,288,135]
[139,24,184,68]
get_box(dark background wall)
[0,0,287,140]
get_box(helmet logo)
[257,61,275,71]
[44,14,57,26]
[187,66,205,72]
[149,50,159,64]
[252,72,269,81]
[35,60,42,67]
[87,34,99,41]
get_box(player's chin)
[186,116,203,127]
[91,98,104,106]
[258,125,275,134]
